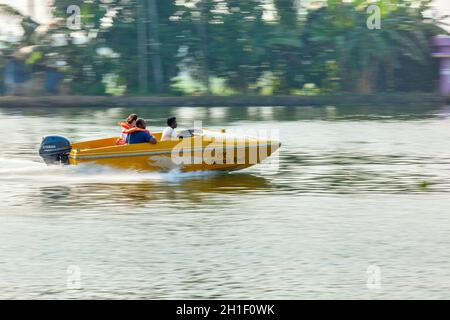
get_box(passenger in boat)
[126,118,157,145]
[161,117,179,141]
[117,113,138,145]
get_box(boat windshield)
[177,128,204,138]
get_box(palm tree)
[0,3,40,46]
[303,0,447,93]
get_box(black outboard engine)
[39,136,72,165]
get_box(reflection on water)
[1,105,450,299]
[37,173,272,209]
[6,103,450,124]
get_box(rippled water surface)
[1,105,450,299]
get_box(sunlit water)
[1,104,450,299]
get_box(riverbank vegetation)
[0,0,448,96]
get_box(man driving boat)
[161,116,179,141]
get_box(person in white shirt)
[161,117,179,141]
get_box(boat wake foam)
[0,158,220,186]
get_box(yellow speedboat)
[39,129,281,172]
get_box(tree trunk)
[148,0,164,93]
[386,62,395,92]
[356,68,373,93]
[196,0,211,93]
[137,0,148,94]
[274,0,297,26]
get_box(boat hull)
[67,130,280,172]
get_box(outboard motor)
[39,136,72,165]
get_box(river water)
[0,104,449,299]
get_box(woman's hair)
[126,114,138,125]
[136,118,146,129]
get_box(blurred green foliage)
[0,0,448,95]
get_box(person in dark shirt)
[126,118,157,144]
